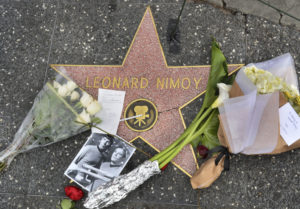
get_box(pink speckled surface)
[53,8,242,176]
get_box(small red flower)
[197,145,209,159]
[161,163,169,171]
[64,186,84,201]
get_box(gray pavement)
[206,0,300,29]
[0,0,299,209]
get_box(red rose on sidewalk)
[197,145,209,159]
[64,186,84,201]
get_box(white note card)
[279,103,300,146]
[92,89,126,135]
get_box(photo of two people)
[64,133,135,192]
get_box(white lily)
[76,109,91,124]
[66,81,77,92]
[70,91,80,101]
[87,101,101,115]
[80,92,93,108]
[211,83,232,108]
[57,84,69,97]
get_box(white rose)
[57,84,69,97]
[53,81,61,89]
[70,91,80,101]
[87,101,101,115]
[66,81,77,92]
[212,83,232,108]
[80,92,93,108]
[76,109,91,124]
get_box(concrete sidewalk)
[206,0,300,29]
[0,0,299,209]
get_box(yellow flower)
[244,66,300,114]
[244,66,283,94]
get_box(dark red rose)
[197,145,209,159]
[64,185,84,201]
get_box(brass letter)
[194,77,202,89]
[181,77,191,89]
[131,77,138,89]
[93,77,100,88]
[170,78,180,89]
[140,77,148,89]
[122,77,129,88]
[86,76,93,88]
[165,78,169,89]
[113,77,120,88]
[156,78,164,89]
[102,77,111,89]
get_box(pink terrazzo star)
[52,7,243,176]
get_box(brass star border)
[51,7,243,177]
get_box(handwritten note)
[279,103,300,146]
[92,89,126,135]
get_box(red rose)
[64,186,84,201]
[197,145,209,159]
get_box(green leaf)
[60,199,75,209]
[191,109,220,149]
[190,134,204,148]
[199,39,230,114]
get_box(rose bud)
[70,91,80,102]
[76,109,91,124]
[87,101,101,115]
[66,81,77,92]
[197,145,209,159]
[80,92,93,108]
[58,84,69,97]
[64,186,84,201]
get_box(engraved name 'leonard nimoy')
[85,76,202,90]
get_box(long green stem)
[150,131,187,161]
[150,106,212,162]
[185,106,212,140]
[158,108,215,168]
[159,142,185,169]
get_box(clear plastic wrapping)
[0,70,101,168]
[219,53,298,154]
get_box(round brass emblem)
[124,99,158,132]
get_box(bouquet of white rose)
[0,71,101,171]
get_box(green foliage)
[59,199,76,209]
[200,39,230,112]
[191,110,221,149]
[191,39,232,149]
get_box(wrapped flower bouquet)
[191,53,300,189]
[0,71,101,170]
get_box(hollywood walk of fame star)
[51,7,243,176]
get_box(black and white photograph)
[64,133,135,192]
